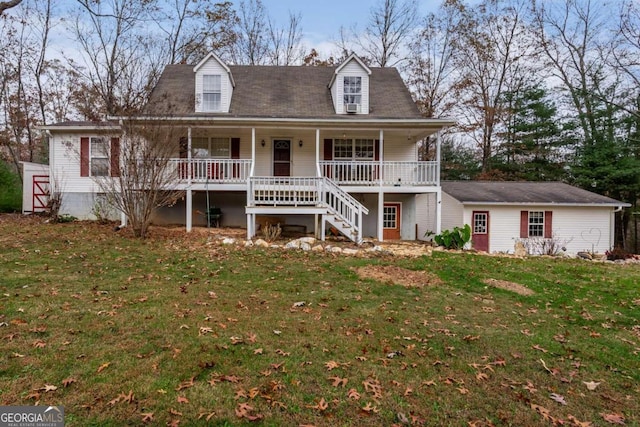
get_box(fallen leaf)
[325,360,340,371]
[177,396,189,404]
[169,408,183,416]
[141,412,154,423]
[568,415,593,427]
[306,397,328,411]
[347,388,361,400]
[97,362,111,373]
[550,393,567,405]
[329,376,348,387]
[62,378,76,388]
[175,377,195,391]
[601,413,625,424]
[254,348,263,355]
[41,384,57,392]
[583,381,601,391]
[361,402,380,414]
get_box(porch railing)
[247,176,369,243]
[319,160,438,186]
[168,159,252,184]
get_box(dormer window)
[343,76,362,106]
[203,75,221,111]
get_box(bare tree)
[0,0,22,15]
[268,11,304,65]
[356,0,419,67]
[70,0,162,116]
[90,121,185,238]
[452,0,536,174]
[229,0,269,65]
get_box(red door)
[383,203,401,240]
[472,211,489,252]
[273,140,291,176]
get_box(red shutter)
[520,211,528,238]
[374,139,380,161]
[544,211,553,238]
[80,137,89,177]
[231,138,240,159]
[323,139,333,160]
[110,137,120,177]
[231,138,240,177]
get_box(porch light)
[261,139,266,147]
[298,140,303,147]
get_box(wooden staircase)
[247,177,369,244]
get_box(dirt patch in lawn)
[483,278,535,296]
[355,265,441,288]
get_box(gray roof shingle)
[442,181,628,206]
[144,64,423,119]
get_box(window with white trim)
[528,211,544,237]
[333,138,374,160]
[90,137,109,176]
[202,75,221,111]
[192,137,230,158]
[343,76,361,105]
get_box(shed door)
[472,211,489,252]
[273,139,291,176]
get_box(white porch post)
[186,127,193,232]
[377,129,384,241]
[315,128,322,239]
[435,131,442,234]
[315,128,321,177]
[247,128,256,240]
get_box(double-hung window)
[333,138,374,160]
[343,76,362,105]
[192,137,230,158]
[202,75,221,111]
[90,137,109,176]
[528,211,544,237]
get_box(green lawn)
[0,215,638,426]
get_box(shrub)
[605,247,633,261]
[262,223,281,242]
[432,224,471,250]
[518,234,571,256]
[0,161,22,212]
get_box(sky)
[229,0,440,57]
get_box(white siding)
[332,60,370,115]
[194,57,233,113]
[51,133,103,193]
[415,193,437,240]
[441,192,464,231]
[21,162,49,213]
[383,137,416,161]
[460,205,615,254]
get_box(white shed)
[21,162,50,214]
[441,181,630,255]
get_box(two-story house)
[42,53,454,243]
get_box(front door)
[273,139,291,176]
[383,202,401,240]
[472,211,489,252]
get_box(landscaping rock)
[300,242,312,251]
[514,241,527,257]
[328,246,343,253]
[244,240,254,247]
[577,251,593,260]
[343,248,359,255]
[254,239,270,248]
[285,240,302,249]
[222,237,236,245]
[298,237,316,244]
[311,245,324,252]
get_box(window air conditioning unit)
[345,103,359,113]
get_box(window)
[203,75,221,111]
[333,138,374,160]
[383,205,398,229]
[343,76,361,105]
[528,211,544,237]
[473,212,488,234]
[90,137,109,176]
[191,137,230,158]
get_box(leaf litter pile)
[0,215,639,426]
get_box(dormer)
[329,53,371,115]
[193,52,235,113]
